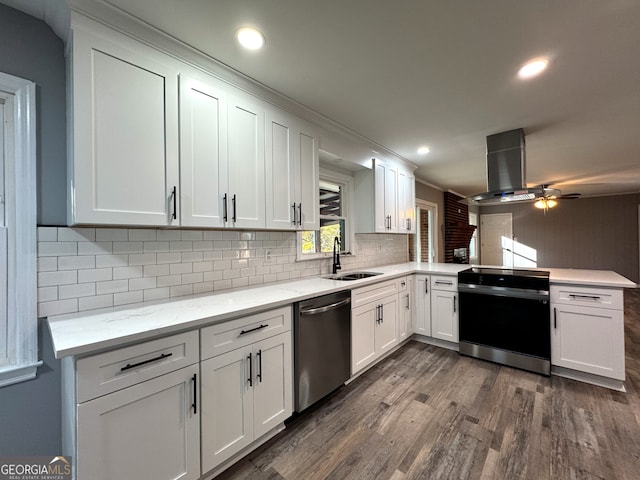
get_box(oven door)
[458,285,550,360]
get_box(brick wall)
[444,192,476,263]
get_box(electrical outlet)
[264,250,273,264]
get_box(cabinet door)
[376,296,399,354]
[399,278,413,340]
[253,332,293,439]
[385,164,398,232]
[398,170,416,233]
[70,27,179,226]
[227,95,265,229]
[265,110,296,230]
[295,123,319,231]
[374,161,387,232]
[201,346,254,473]
[180,73,228,227]
[431,290,458,342]
[551,304,624,380]
[352,304,377,374]
[414,275,431,336]
[77,364,199,480]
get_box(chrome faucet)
[332,237,341,274]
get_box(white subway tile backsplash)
[95,228,128,241]
[96,279,129,295]
[113,266,143,280]
[38,298,78,317]
[114,290,143,306]
[143,264,170,277]
[58,255,95,271]
[143,287,170,302]
[95,254,128,268]
[38,270,78,287]
[78,294,113,311]
[113,241,143,254]
[78,268,113,283]
[59,282,96,300]
[37,227,408,315]
[37,257,58,272]
[58,227,96,242]
[78,241,113,255]
[38,242,77,257]
[37,227,58,242]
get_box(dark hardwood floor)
[217,288,640,480]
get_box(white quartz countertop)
[47,262,636,359]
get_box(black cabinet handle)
[232,194,237,223]
[291,203,297,225]
[121,352,172,372]
[257,349,262,383]
[223,193,228,222]
[240,324,269,336]
[192,373,197,414]
[247,352,253,387]
[380,304,384,323]
[453,295,457,313]
[569,294,601,301]
[425,281,428,294]
[297,203,302,226]
[171,186,177,220]
[554,307,557,329]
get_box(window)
[0,72,39,387]
[298,170,353,259]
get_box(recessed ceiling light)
[518,58,549,79]
[236,27,265,50]
[417,146,430,155]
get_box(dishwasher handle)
[299,297,351,315]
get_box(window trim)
[0,72,40,387]
[297,168,355,261]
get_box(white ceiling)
[5,0,640,198]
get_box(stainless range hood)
[467,128,545,205]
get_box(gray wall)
[0,3,64,455]
[479,193,640,283]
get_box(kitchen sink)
[326,271,383,281]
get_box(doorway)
[480,213,513,266]
[411,200,438,263]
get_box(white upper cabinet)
[68,16,179,226]
[265,111,319,230]
[354,158,415,234]
[179,72,228,227]
[227,96,266,229]
[398,169,416,233]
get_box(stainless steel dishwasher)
[294,290,351,412]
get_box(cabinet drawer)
[398,276,410,293]
[76,330,199,403]
[352,279,399,309]
[551,285,623,310]
[201,306,292,361]
[430,275,457,291]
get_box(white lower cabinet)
[551,285,625,381]
[414,274,431,336]
[69,331,201,480]
[77,364,200,480]
[398,276,413,340]
[352,292,398,375]
[200,309,293,476]
[430,276,459,343]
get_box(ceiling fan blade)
[559,193,581,199]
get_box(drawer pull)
[435,280,453,286]
[568,294,601,301]
[240,324,269,335]
[192,373,197,414]
[120,352,173,372]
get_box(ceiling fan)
[533,185,581,210]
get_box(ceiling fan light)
[534,199,547,209]
[547,199,558,208]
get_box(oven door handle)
[458,283,549,301]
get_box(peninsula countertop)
[46,262,636,359]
